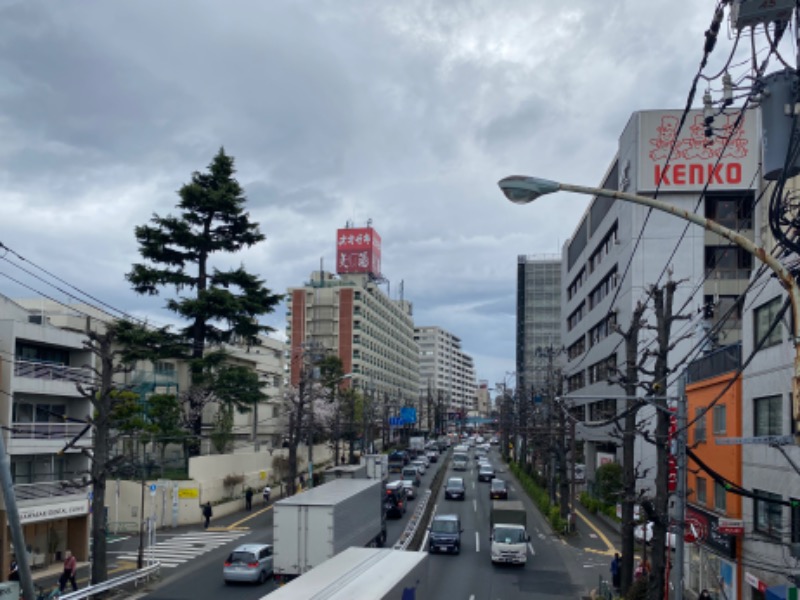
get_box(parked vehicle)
[384,480,408,518]
[223,543,273,584]
[402,465,421,487]
[428,514,462,554]
[490,500,529,565]
[265,547,429,600]
[444,477,466,500]
[490,479,508,500]
[272,479,387,582]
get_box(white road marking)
[473,499,477,512]
[475,532,480,552]
[528,542,536,556]
[589,533,598,538]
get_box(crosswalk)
[112,530,249,568]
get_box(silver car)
[223,543,273,584]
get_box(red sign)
[684,516,705,543]
[336,227,382,277]
[717,518,745,535]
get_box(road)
[124,445,615,599]
[131,456,443,600]
[424,450,594,599]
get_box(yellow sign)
[178,488,199,499]
[260,470,267,480]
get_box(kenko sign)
[637,110,758,192]
[336,227,382,277]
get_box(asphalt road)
[132,456,444,600]
[123,446,616,599]
[425,449,593,600]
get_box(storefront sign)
[686,505,737,559]
[19,499,88,524]
[745,571,767,593]
[717,518,745,535]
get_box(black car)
[444,477,466,500]
[384,481,408,518]
[490,478,508,500]
[428,514,462,554]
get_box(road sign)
[149,483,157,496]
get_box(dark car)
[490,479,508,500]
[384,480,408,518]
[428,514,462,554]
[478,464,495,482]
[444,477,466,500]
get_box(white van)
[452,452,468,471]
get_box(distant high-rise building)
[516,256,562,399]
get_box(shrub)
[595,462,623,505]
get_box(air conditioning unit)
[731,0,794,30]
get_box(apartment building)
[0,294,92,576]
[561,109,759,489]
[286,271,419,429]
[415,325,478,430]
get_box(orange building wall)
[685,371,742,518]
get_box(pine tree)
[126,148,282,456]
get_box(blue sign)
[400,407,417,424]
[389,417,403,426]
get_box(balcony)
[13,360,94,396]
[13,480,86,505]
[8,422,93,454]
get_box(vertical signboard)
[336,227,382,277]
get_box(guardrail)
[55,562,160,599]
[394,490,431,551]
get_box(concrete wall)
[104,444,334,529]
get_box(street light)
[498,174,800,443]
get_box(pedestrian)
[699,590,712,600]
[8,559,18,581]
[245,487,253,511]
[635,558,650,579]
[59,549,78,592]
[610,552,621,590]
[202,501,213,529]
[299,472,305,490]
[263,484,271,505]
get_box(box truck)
[361,453,389,481]
[273,479,387,582]
[489,500,529,565]
[263,547,429,600]
[322,463,368,483]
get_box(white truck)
[263,547,429,600]
[361,453,389,481]
[489,500,530,566]
[322,463,368,483]
[409,435,425,458]
[273,479,387,582]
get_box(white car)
[401,480,416,499]
[634,522,676,549]
[411,459,427,474]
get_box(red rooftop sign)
[336,226,382,278]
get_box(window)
[696,477,707,504]
[714,481,727,512]
[712,405,727,435]
[754,395,782,436]
[754,297,784,348]
[792,498,800,545]
[705,191,754,229]
[694,408,707,443]
[705,246,753,280]
[754,489,783,538]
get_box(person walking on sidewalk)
[202,501,213,529]
[263,485,271,505]
[245,487,253,511]
[59,549,78,592]
[610,552,621,591]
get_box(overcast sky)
[0,1,729,392]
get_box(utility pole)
[672,372,688,600]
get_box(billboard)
[336,227,382,277]
[637,109,758,192]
